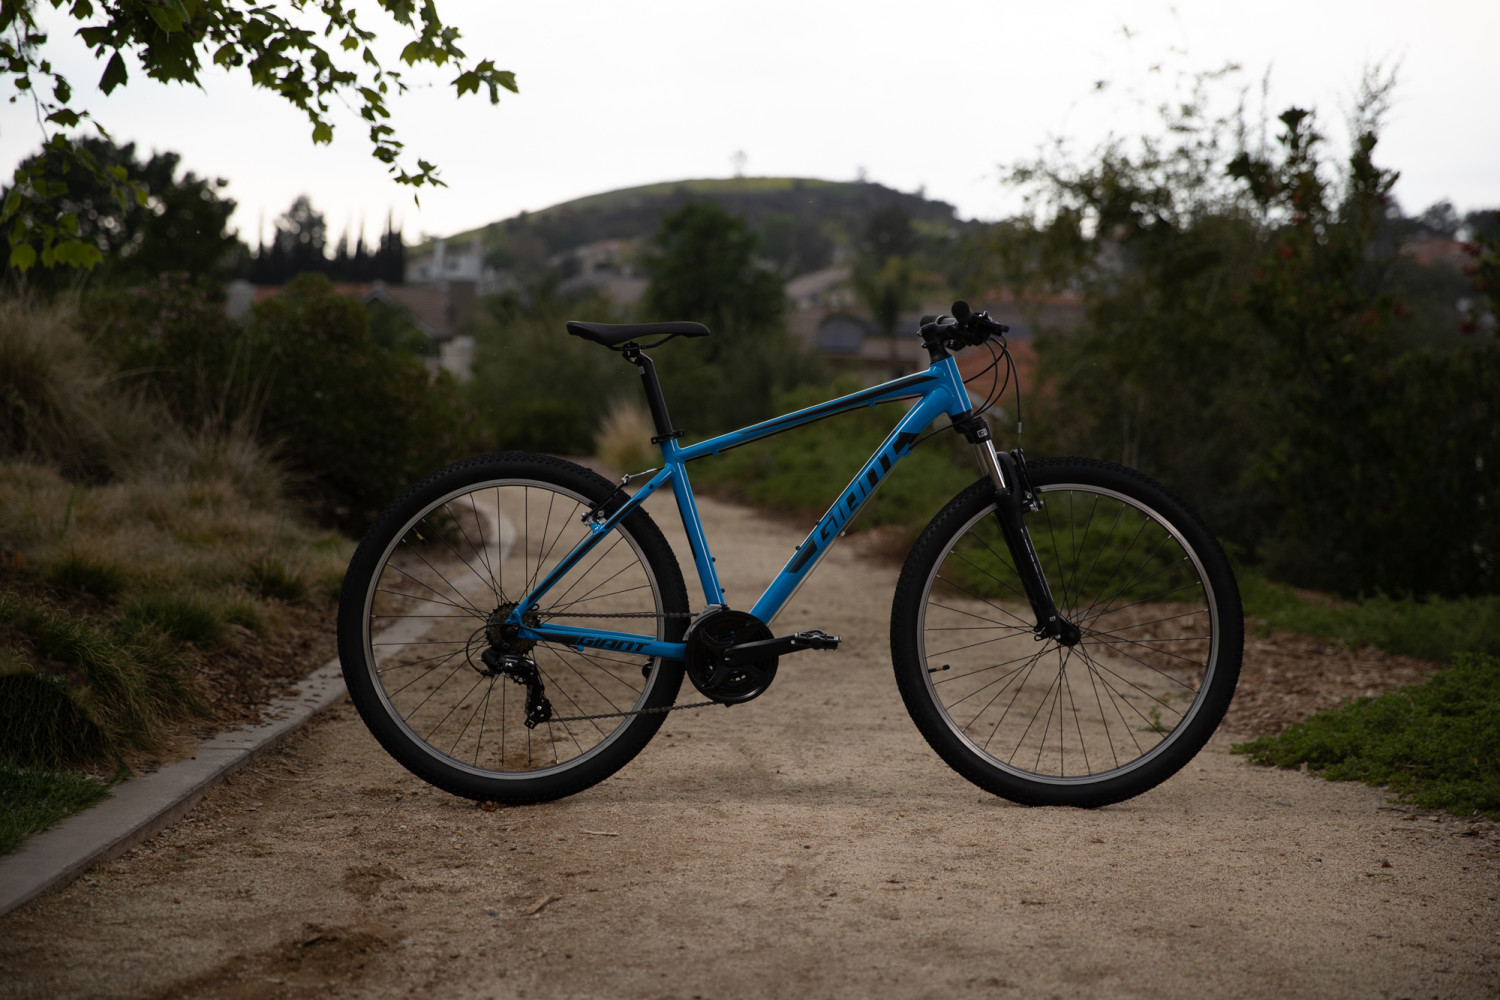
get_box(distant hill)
[427,177,977,277]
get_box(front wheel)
[337,454,690,804]
[890,458,1242,807]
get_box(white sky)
[3,1,1497,248]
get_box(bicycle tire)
[337,453,689,804]
[890,457,1242,807]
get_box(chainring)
[684,608,777,704]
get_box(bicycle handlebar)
[919,300,1009,350]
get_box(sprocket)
[684,607,777,704]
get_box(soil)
[3,492,1497,999]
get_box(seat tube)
[659,439,725,606]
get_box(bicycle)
[337,302,1243,808]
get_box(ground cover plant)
[1234,654,1500,819]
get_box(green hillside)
[425,177,972,277]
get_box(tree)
[2,0,516,272]
[2,135,243,292]
[990,69,1499,597]
[641,201,786,339]
[640,202,819,431]
[248,197,404,284]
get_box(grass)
[1238,570,1500,663]
[1234,654,1500,819]
[0,462,350,855]
[0,762,111,856]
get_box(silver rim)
[916,482,1220,786]
[359,477,668,781]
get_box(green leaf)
[9,242,36,271]
[45,109,80,128]
[311,121,333,144]
[99,52,127,94]
[147,6,184,34]
[52,240,102,269]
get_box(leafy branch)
[2,0,516,271]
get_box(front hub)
[1037,616,1083,647]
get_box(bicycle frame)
[509,350,986,658]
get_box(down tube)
[748,391,957,625]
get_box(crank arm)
[720,629,841,666]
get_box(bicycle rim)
[915,478,1227,788]
[356,475,673,782]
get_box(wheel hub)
[486,602,538,655]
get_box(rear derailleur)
[479,648,553,728]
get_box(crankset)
[684,607,841,704]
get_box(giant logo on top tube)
[787,430,921,574]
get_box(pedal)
[720,629,840,665]
[791,629,840,650]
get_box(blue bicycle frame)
[508,351,985,659]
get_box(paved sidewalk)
[0,655,347,918]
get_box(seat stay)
[510,463,677,620]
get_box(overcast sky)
[3,1,1496,248]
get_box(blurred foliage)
[639,202,824,433]
[467,203,825,456]
[466,280,625,454]
[970,70,1498,598]
[87,273,473,533]
[2,0,514,271]
[1,137,244,294]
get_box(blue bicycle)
[337,303,1243,807]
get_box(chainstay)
[539,610,694,618]
[522,610,705,721]
[545,698,721,724]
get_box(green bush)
[87,273,475,533]
[1234,653,1500,818]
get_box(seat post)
[621,346,682,443]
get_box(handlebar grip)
[951,301,973,323]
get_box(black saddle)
[565,320,710,348]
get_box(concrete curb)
[0,655,347,919]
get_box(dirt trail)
[3,491,1498,999]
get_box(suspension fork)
[970,436,1080,645]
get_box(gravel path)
[3,491,1497,999]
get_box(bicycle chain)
[531,608,713,722]
[544,698,722,724]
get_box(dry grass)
[0,296,113,474]
[594,396,656,473]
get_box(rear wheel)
[337,454,689,804]
[890,458,1242,807]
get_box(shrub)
[1234,653,1500,818]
